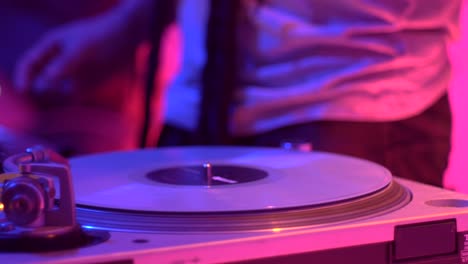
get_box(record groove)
[76,180,410,232]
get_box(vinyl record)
[71,147,393,213]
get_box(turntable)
[1,146,468,264]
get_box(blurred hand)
[0,73,34,132]
[14,13,138,95]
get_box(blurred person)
[0,0,143,159]
[14,0,460,187]
[444,1,468,192]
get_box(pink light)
[444,2,468,192]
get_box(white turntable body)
[1,147,468,264]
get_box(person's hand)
[14,13,139,96]
[0,73,34,131]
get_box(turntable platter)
[70,147,393,213]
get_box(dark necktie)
[140,0,178,148]
[195,0,241,145]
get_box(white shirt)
[165,0,461,136]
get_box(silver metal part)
[26,146,48,162]
[1,147,76,230]
[1,176,46,227]
[203,163,213,187]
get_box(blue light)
[81,225,97,230]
